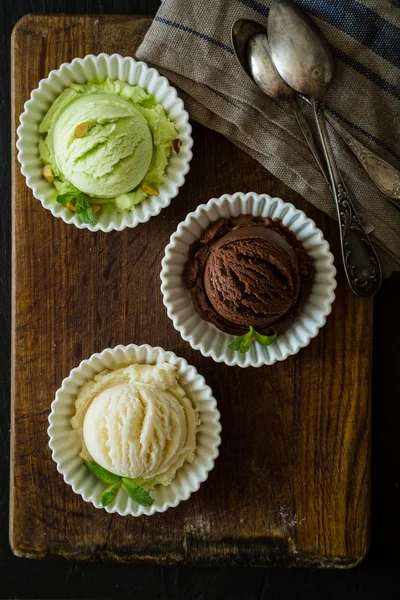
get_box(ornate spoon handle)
[313,100,382,298]
[300,94,400,203]
[324,113,400,204]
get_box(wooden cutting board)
[10,14,372,567]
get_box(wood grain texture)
[11,14,372,568]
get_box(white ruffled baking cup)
[48,344,221,516]
[16,53,193,232]
[161,192,337,368]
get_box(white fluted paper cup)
[16,53,192,232]
[48,344,221,516]
[161,192,337,368]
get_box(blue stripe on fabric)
[296,0,400,70]
[239,0,400,69]
[154,16,234,54]
[238,0,400,101]
[332,46,400,101]
[154,15,400,161]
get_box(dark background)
[1,1,400,598]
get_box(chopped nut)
[141,181,159,196]
[42,164,54,183]
[92,204,101,214]
[66,201,76,212]
[172,139,182,154]
[74,122,89,138]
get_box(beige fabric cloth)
[137,0,400,276]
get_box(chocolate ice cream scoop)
[183,215,315,336]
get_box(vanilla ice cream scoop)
[71,363,199,488]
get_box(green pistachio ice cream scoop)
[38,79,178,214]
[49,93,153,198]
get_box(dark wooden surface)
[10,13,373,568]
[1,1,400,599]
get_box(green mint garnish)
[83,460,121,485]
[228,326,277,353]
[228,327,254,353]
[101,482,121,507]
[56,192,78,206]
[122,478,154,507]
[56,191,94,224]
[254,330,277,346]
[84,461,154,508]
[75,192,94,224]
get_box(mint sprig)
[56,192,78,206]
[254,330,277,346]
[83,460,121,485]
[228,327,254,353]
[84,461,154,508]
[122,479,154,506]
[228,326,277,353]
[101,482,121,507]
[56,191,94,224]
[75,193,94,224]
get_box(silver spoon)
[232,20,329,185]
[323,116,400,204]
[232,20,373,234]
[232,19,400,206]
[268,0,381,297]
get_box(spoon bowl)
[247,34,293,99]
[231,19,268,81]
[267,0,334,100]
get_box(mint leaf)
[83,460,121,485]
[240,327,255,352]
[122,478,154,507]
[75,192,94,224]
[227,338,243,351]
[254,331,277,347]
[101,482,121,507]
[56,192,77,205]
[228,326,254,353]
[84,461,153,507]
[229,326,277,353]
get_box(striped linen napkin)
[137,0,400,276]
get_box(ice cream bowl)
[16,53,193,232]
[47,344,221,516]
[161,192,337,368]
